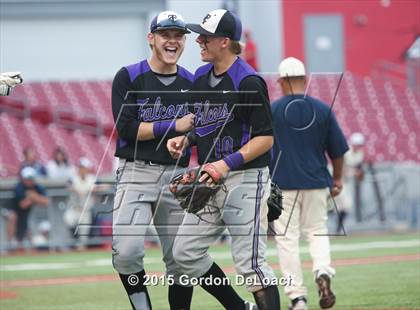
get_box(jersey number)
[214,136,234,159]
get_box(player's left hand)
[199,160,229,186]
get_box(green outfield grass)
[1,232,419,310]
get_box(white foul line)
[1,239,419,272]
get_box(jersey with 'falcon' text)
[112,59,193,166]
[190,57,273,170]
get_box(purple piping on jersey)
[251,170,268,288]
[232,12,242,41]
[195,119,231,137]
[226,57,257,90]
[125,60,151,83]
[118,138,128,148]
[178,66,194,82]
[241,123,250,146]
[193,63,213,82]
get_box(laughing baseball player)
[167,9,280,310]
[111,11,195,310]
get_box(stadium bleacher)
[0,72,418,177]
[266,73,419,163]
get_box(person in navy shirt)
[13,167,49,246]
[270,57,349,310]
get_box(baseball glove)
[267,182,283,222]
[169,163,224,214]
[0,72,23,96]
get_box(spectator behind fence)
[334,132,365,230]
[8,167,49,249]
[46,147,75,182]
[20,147,47,178]
[64,157,96,249]
[243,29,259,71]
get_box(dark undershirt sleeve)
[238,75,273,137]
[112,68,141,143]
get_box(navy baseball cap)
[187,9,242,41]
[150,11,190,34]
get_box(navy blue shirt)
[270,94,349,189]
[14,182,47,211]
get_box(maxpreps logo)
[194,101,234,137]
[137,97,189,121]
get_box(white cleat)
[244,300,258,310]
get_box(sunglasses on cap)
[151,13,190,34]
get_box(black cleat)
[288,296,307,310]
[316,274,336,309]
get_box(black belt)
[124,158,187,168]
[125,159,161,166]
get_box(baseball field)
[1,231,419,310]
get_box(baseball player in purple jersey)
[111,11,196,310]
[167,9,280,310]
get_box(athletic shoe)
[288,296,307,310]
[316,274,336,309]
[244,300,258,310]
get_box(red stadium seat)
[0,74,418,177]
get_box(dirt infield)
[1,253,418,289]
[0,291,18,299]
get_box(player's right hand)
[331,179,343,197]
[175,113,195,133]
[167,135,188,159]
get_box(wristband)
[153,120,175,137]
[223,151,244,170]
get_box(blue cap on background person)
[187,9,242,41]
[150,11,190,34]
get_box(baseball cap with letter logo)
[150,11,190,34]
[187,9,242,41]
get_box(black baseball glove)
[267,182,283,222]
[169,164,224,214]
